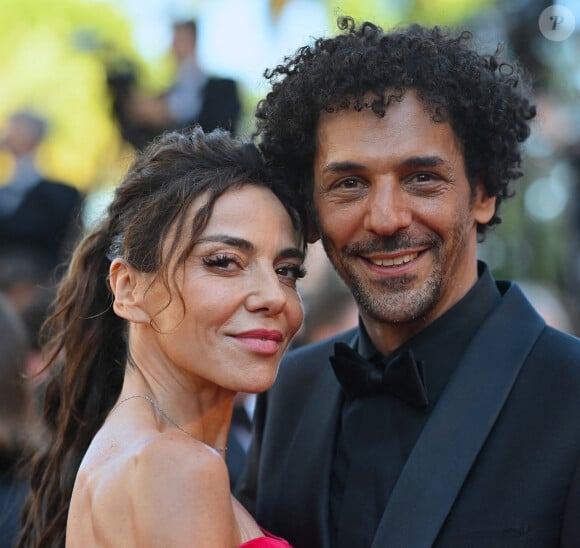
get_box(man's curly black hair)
[255,16,537,239]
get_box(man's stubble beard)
[322,236,444,325]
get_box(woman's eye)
[275,263,307,285]
[202,254,240,270]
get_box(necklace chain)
[113,394,228,453]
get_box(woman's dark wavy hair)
[255,16,537,239]
[17,126,305,548]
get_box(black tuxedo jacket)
[237,281,580,547]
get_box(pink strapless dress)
[238,529,293,547]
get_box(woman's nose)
[245,269,287,315]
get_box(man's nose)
[363,179,412,236]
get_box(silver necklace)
[113,394,227,454]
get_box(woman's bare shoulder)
[132,432,238,545]
[132,430,231,496]
[69,431,237,547]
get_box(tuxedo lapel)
[372,283,546,548]
[277,332,357,548]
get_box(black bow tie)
[330,342,429,408]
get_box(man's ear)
[306,210,321,244]
[473,181,497,225]
[109,258,150,324]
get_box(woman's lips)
[233,329,283,355]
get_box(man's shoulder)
[498,279,580,352]
[496,279,580,362]
[533,324,580,362]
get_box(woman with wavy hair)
[18,127,306,547]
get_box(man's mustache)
[343,233,440,255]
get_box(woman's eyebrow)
[197,236,304,261]
[197,235,254,250]
[279,247,305,261]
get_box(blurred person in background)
[0,110,84,278]
[0,111,83,399]
[227,392,257,491]
[0,294,42,548]
[114,19,241,150]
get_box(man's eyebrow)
[197,235,304,261]
[321,156,451,174]
[400,155,449,168]
[321,160,365,174]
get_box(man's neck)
[360,264,483,355]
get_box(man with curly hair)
[237,17,580,548]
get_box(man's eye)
[336,178,361,189]
[412,173,440,183]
